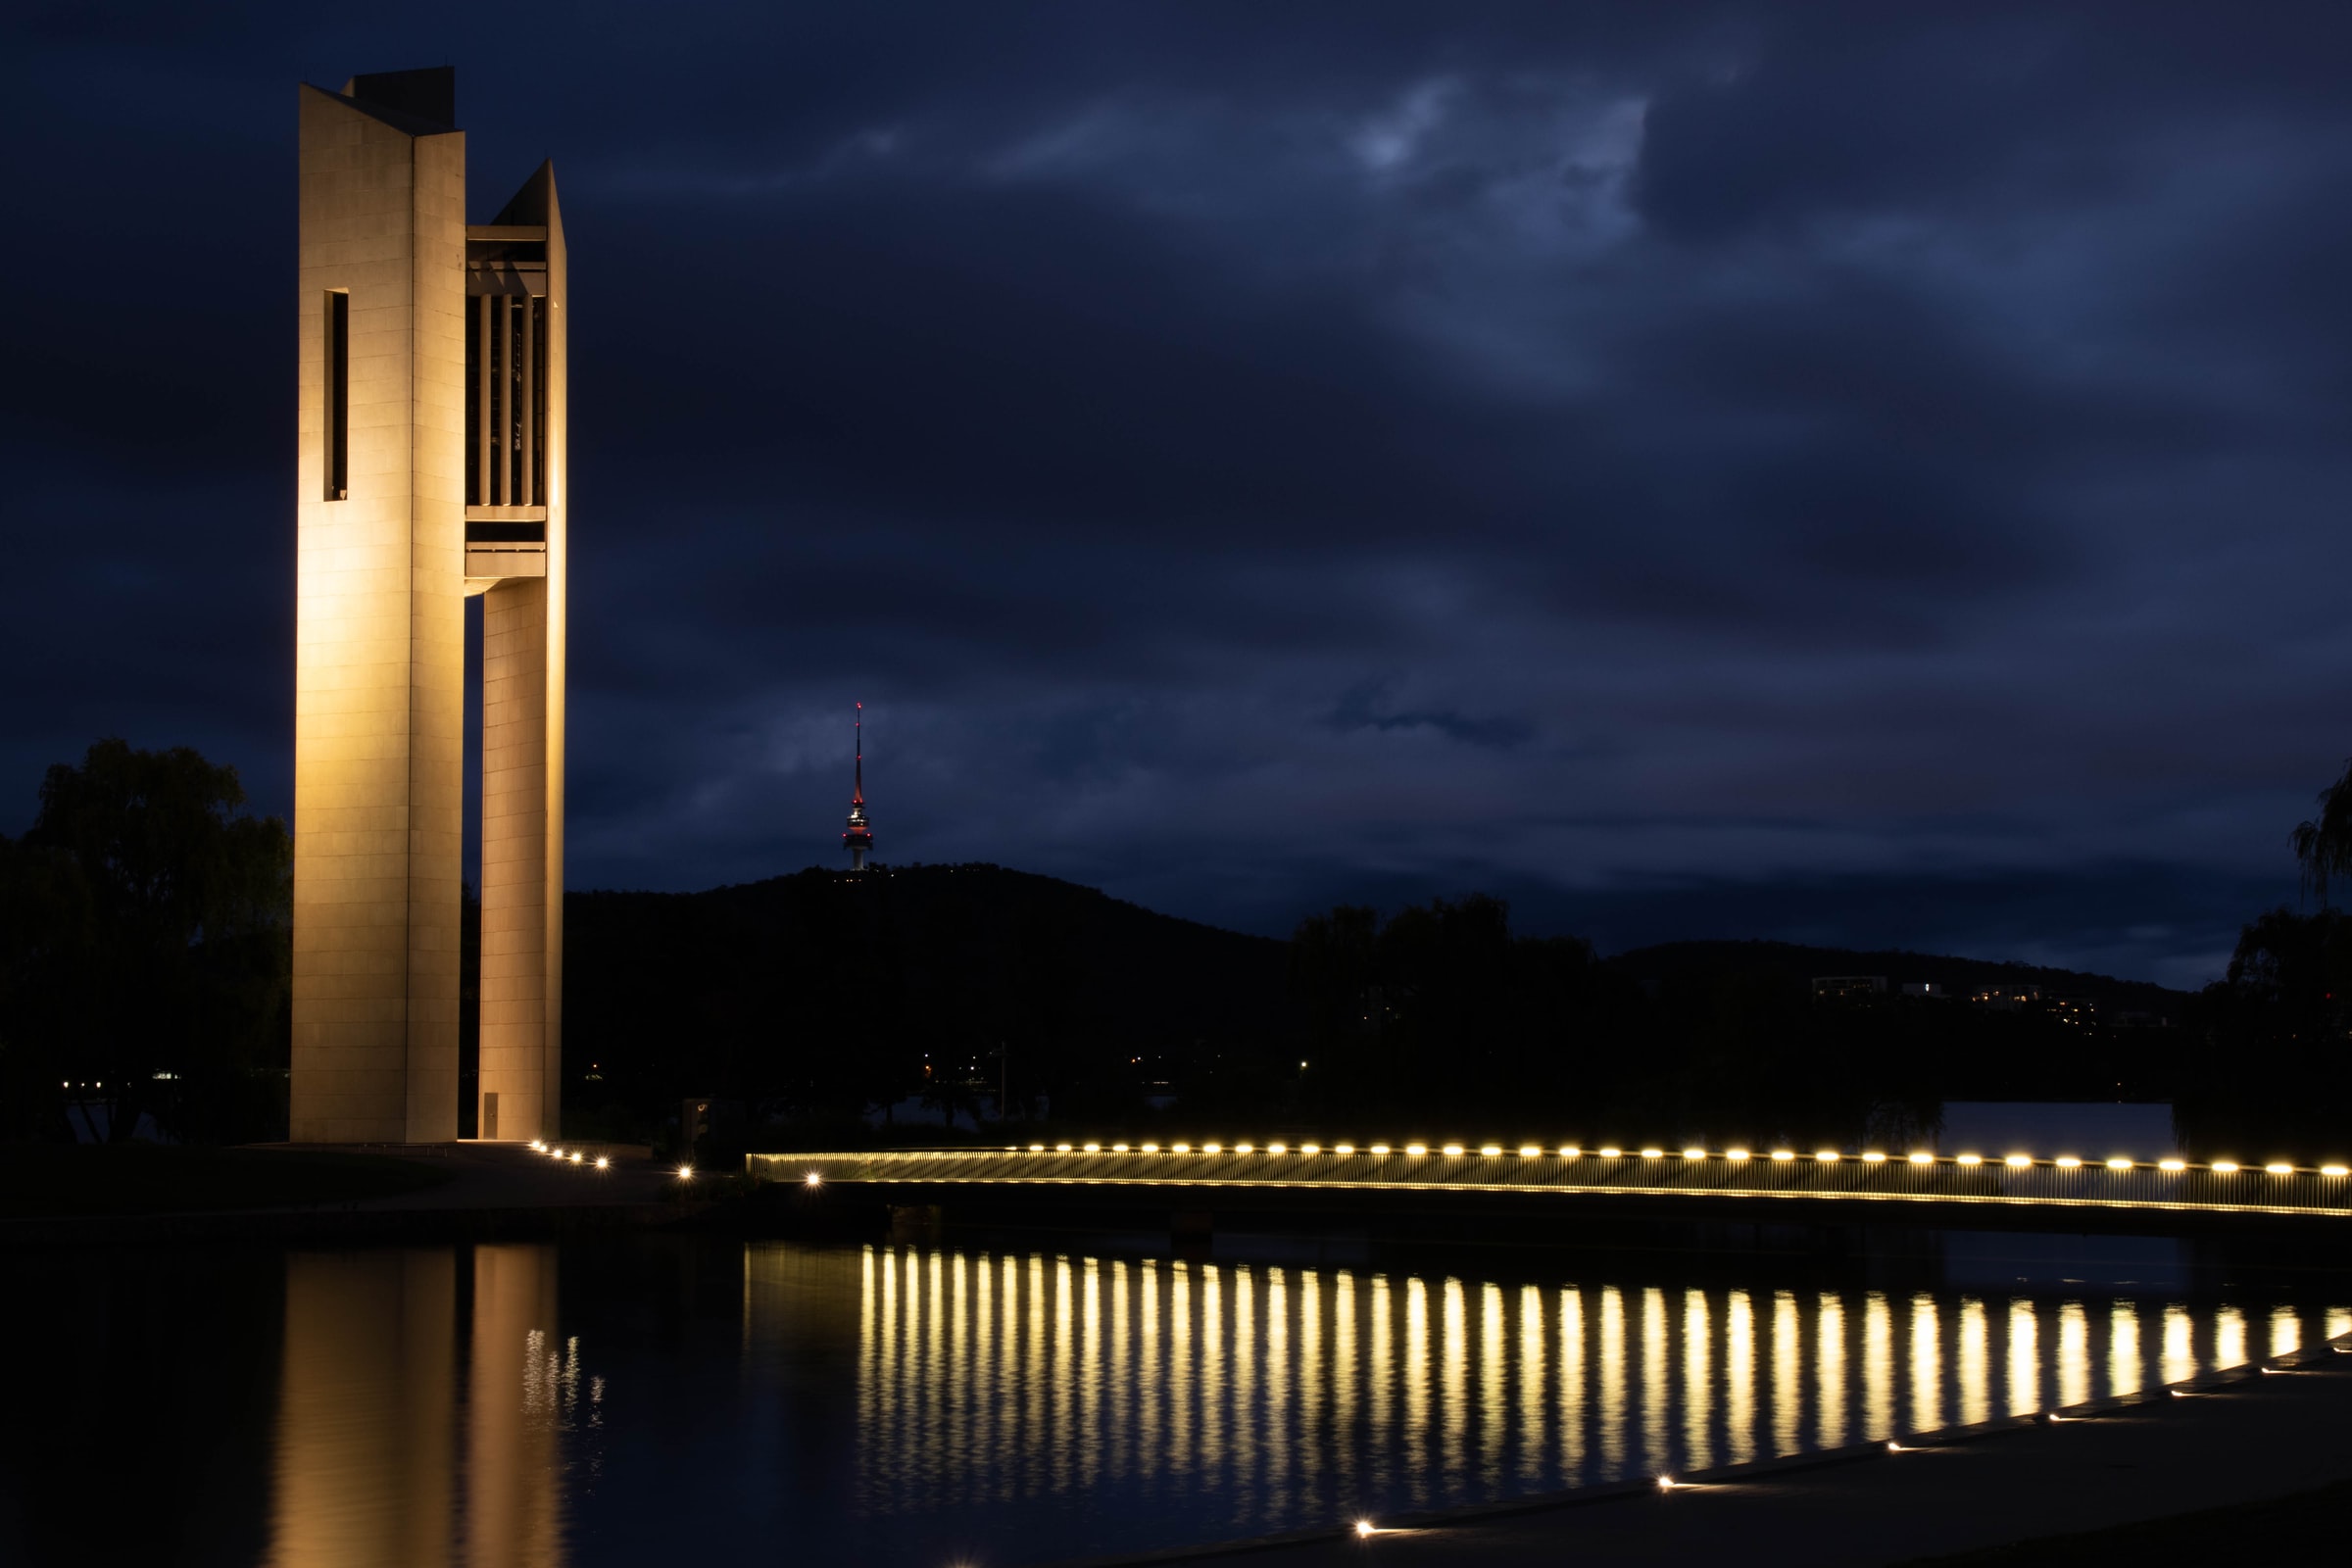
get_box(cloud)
[9,2,2352,987]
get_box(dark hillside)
[1610,940,2187,1018]
[563,863,1292,1139]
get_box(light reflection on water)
[6,1239,2347,1567]
[814,1242,2352,1546]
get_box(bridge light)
[1030,1144,1047,1152]
[1405,1144,1429,1157]
[1726,1149,1750,1161]
[1268,1142,1288,1154]
[1056,1143,1074,1153]
[1113,1143,1130,1152]
[2005,1154,2032,1168]
[2054,1155,2082,1169]
[2106,1157,2132,1170]
[1336,1144,1356,1154]
[1862,1152,1886,1164]
[1442,1144,1466,1157]
[1598,1147,1623,1159]
[1815,1151,1839,1163]
[1956,1153,1984,1166]
[1302,1144,1321,1154]
[1682,1148,1706,1159]
[1171,1142,1191,1152]
[1083,1143,1101,1152]
[1142,1143,1160,1152]
[1368,1143,1390,1155]
[1641,1148,1664,1158]
[1908,1152,1934,1165]
[1202,1142,1222,1154]
[2211,1160,2238,1173]
[2158,1158,2185,1171]
[2324,1165,2349,1177]
[1480,1145,1503,1157]
[2265,1162,2293,1175]
[1235,1142,1254,1153]
[1560,1146,1582,1158]
[1519,1145,1542,1157]
[1770,1150,1794,1162]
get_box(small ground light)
[569,1152,582,1164]
[595,1156,610,1170]
[1355,1520,1376,1538]
[806,1171,821,1187]
[677,1164,694,1180]
[1656,1475,1676,1493]
[1908,1152,1934,1164]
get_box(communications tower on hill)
[843,704,875,871]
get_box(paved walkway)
[1081,1333,2352,1567]
[274,1138,680,1210]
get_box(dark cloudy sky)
[8,2,2351,986]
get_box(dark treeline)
[3,738,2349,1164]
[0,741,291,1143]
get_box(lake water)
[4,1236,2345,1566]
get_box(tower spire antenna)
[842,702,874,872]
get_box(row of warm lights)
[523,1138,691,1178]
[1013,1141,2349,1177]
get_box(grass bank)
[1899,1473,2352,1565]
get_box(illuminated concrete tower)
[843,705,875,871]
[292,68,566,1143]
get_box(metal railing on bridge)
[750,1140,2352,1219]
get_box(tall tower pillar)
[292,69,564,1144]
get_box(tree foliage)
[0,740,291,1142]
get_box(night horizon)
[14,3,2352,991]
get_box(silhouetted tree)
[2292,758,2352,905]
[1,739,290,1142]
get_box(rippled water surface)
[3,1236,2344,1566]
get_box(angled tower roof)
[493,160,562,227]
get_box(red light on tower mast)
[842,703,874,871]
